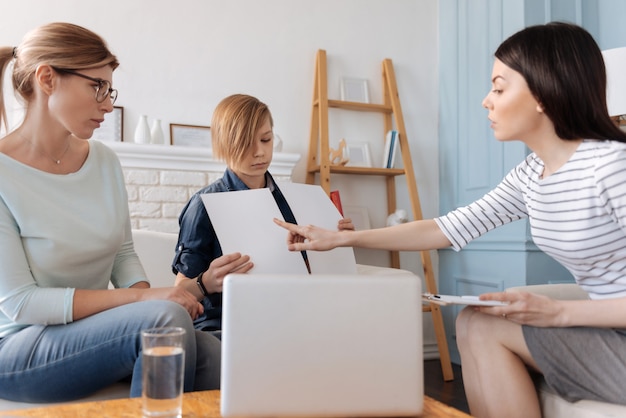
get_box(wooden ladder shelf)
[305,49,454,381]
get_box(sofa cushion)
[132,229,179,288]
[538,379,626,418]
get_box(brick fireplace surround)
[105,141,300,234]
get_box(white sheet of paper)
[201,189,309,275]
[200,183,357,275]
[276,182,357,274]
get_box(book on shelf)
[382,130,399,168]
[329,190,344,216]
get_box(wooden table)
[2,391,472,417]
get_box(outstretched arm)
[274,218,452,252]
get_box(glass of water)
[141,327,186,418]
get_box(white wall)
[1,0,439,270]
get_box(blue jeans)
[0,300,220,402]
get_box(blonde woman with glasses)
[0,22,220,403]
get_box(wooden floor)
[424,360,469,414]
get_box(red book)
[330,190,344,216]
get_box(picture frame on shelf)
[344,142,372,167]
[92,106,123,142]
[340,77,370,103]
[170,123,212,147]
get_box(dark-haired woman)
[275,22,626,417]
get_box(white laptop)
[220,273,423,417]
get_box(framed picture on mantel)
[170,123,212,147]
[92,106,124,142]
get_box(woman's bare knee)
[456,307,485,346]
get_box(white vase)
[150,119,165,145]
[134,115,151,144]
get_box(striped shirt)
[435,140,626,299]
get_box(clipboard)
[422,293,509,307]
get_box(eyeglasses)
[52,67,118,105]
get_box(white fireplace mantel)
[104,141,301,176]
